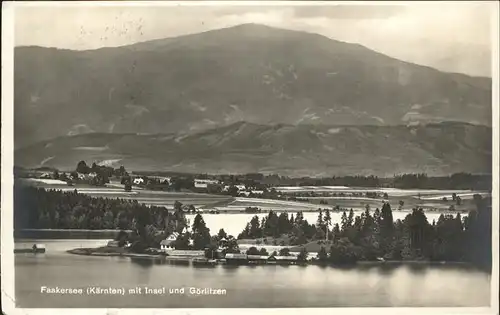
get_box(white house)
[133,178,145,185]
[195,182,208,189]
[235,185,246,191]
[194,179,219,189]
[160,232,179,251]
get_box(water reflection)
[130,257,154,268]
[378,264,398,275]
[14,240,492,308]
[407,264,428,273]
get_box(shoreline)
[64,247,474,268]
[66,248,165,259]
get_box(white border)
[1,1,499,315]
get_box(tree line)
[27,163,491,191]
[238,211,317,245]
[237,196,492,269]
[180,172,490,190]
[14,185,238,254]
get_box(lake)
[14,239,491,308]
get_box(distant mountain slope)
[14,122,492,177]
[15,23,491,148]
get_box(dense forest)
[14,185,237,254]
[238,196,492,269]
[14,185,491,269]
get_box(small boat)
[14,244,46,254]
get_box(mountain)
[15,23,491,148]
[14,122,492,177]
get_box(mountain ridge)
[15,121,492,177]
[15,23,492,149]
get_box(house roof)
[225,253,247,259]
[275,256,298,261]
[161,232,179,245]
[247,255,269,260]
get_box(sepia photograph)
[1,1,499,313]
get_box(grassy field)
[18,178,489,213]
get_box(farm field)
[16,178,233,208]
[17,178,490,213]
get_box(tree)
[192,214,211,250]
[297,247,308,262]
[278,248,291,256]
[174,201,183,212]
[323,209,332,240]
[332,223,341,241]
[380,203,394,234]
[174,232,191,250]
[329,238,362,265]
[340,211,348,233]
[259,248,269,256]
[116,166,127,177]
[246,246,260,255]
[249,215,262,238]
[317,246,328,261]
[188,204,196,213]
[398,200,405,210]
[217,228,228,240]
[103,210,115,229]
[317,210,324,227]
[227,185,239,197]
[76,161,90,174]
[223,237,240,254]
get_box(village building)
[224,253,249,264]
[274,256,298,265]
[160,232,179,251]
[218,237,228,249]
[133,178,145,185]
[194,179,219,189]
[247,255,269,264]
[235,185,247,191]
[164,250,205,257]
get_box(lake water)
[14,239,491,308]
[186,211,450,237]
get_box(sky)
[14,2,496,77]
